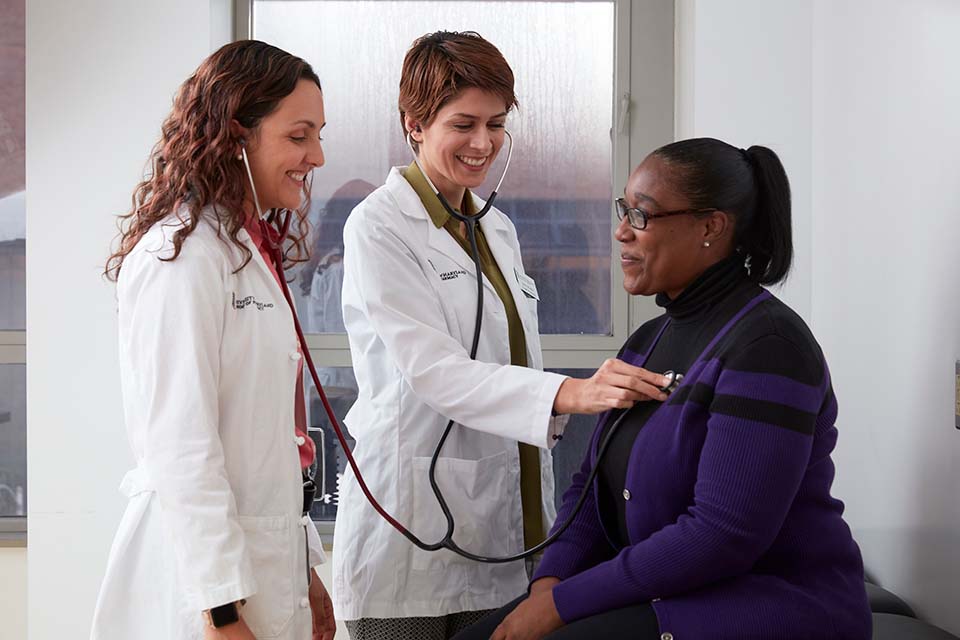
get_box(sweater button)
[289,351,302,361]
[622,489,631,501]
[295,435,306,446]
[661,634,674,640]
[299,596,310,609]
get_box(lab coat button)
[299,596,310,609]
[289,351,302,361]
[295,435,306,446]
[300,515,312,526]
[622,489,631,501]
[661,634,674,640]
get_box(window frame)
[0,331,26,544]
[236,0,674,538]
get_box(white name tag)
[515,267,540,301]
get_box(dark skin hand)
[490,578,563,640]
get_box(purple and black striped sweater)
[534,258,871,639]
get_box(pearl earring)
[703,241,711,248]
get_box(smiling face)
[407,87,507,204]
[236,78,326,214]
[617,154,730,298]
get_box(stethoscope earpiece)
[404,129,514,224]
[239,139,292,241]
[239,144,265,220]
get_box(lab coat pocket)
[410,451,514,573]
[236,515,295,639]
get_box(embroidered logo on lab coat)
[440,269,468,281]
[231,292,275,311]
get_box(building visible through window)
[0,0,27,523]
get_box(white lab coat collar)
[236,225,286,295]
[383,167,516,299]
[190,205,294,318]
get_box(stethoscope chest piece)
[661,370,684,395]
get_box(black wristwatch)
[204,601,242,628]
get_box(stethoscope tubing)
[245,137,646,564]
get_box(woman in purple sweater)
[455,138,871,640]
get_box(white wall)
[810,0,960,632]
[26,1,218,637]
[679,0,960,633]
[674,0,813,321]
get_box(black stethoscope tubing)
[400,132,672,562]
[244,137,679,565]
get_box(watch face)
[209,602,240,628]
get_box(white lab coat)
[333,168,568,620]
[91,207,326,640]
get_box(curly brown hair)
[105,40,321,281]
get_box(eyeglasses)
[614,197,719,230]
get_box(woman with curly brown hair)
[92,40,336,640]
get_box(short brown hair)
[398,31,518,135]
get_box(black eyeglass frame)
[614,197,719,230]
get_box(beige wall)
[0,547,26,639]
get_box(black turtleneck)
[597,254,760,547]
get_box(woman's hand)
[553,359,670,415]
[309,568,337,640]
[490,588,564,640]
[203,616,256,640]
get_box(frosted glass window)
[0,2,26,330]
[254,0,615,336]
[302,365,600,522]
[0,365,26,517]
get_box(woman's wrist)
[530,576,561,594]
[552,378,581,415]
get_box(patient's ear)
[702,210,732,245]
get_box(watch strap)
[204,601,241,628]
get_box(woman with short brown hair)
[333,31,668,640]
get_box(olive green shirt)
[403,162,545,548]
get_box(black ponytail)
[741,145,792,284]
[652,138,793,285]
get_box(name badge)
[514,267,539,301]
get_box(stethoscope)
[241,136,685,565]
